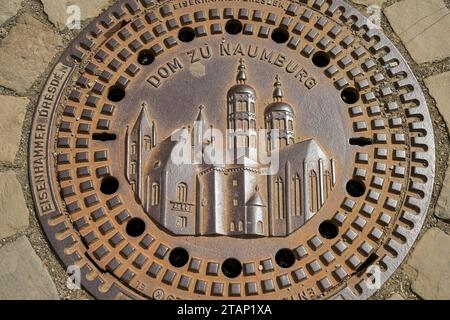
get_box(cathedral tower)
[265,76,295,150]
[227,59,258,163]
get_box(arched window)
[230,221,235,232]
[130,180,136,192]
[288,120,293,130]
[144,135,152,151]
[275,176,285,219]
[257,221,264,234]
[130,142,136,155]
[309,170,318,213]
[237,100,242,112]
[130,161,136,175]
[151,182,160,206]
[243,100,249,111]
[228,102,234,114]
[238,220,244,232]
[243,119,249,130]
[177,182,188,203]
[324,170,332,198]
[276,119,282,129]
[237,119,242,130]
[293,174,302,217]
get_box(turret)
[265,76,295,150]
[126,102,156,205]
[246,187,266,236]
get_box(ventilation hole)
[222,258,242,278]
[125,218,146,237]
[225,19,243,35]
[271,27,290,44]
[169,247,190,267]
[312,51,331,67]
[107,86,126,102]
[341,87,360,104]
[346,179,366,197]
[319,221,339,239]
[93,132,117,141]
[275,248,296,268]
[178,27,196,42]
[356,253,379,275]
[349,137,373,146]
[137,49,155,66]
[100,176,119,195]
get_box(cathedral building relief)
[125,60,336,237]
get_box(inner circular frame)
[28,0,435,301]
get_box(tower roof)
[265,102,294,114]
[265,76,294,115]
[228,59,256,96]
[196,105,206,122]
[132,102,153,132]
[246,187,266,207]
[236,58,247,83]
[273,75,283,100]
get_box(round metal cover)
[29,0,436,300]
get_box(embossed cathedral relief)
[125,60,337,237]
[30,0,436,300]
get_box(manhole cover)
[29,0,435,300]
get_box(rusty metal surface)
[29,0,435,300]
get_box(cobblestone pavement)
[0,0,448,300]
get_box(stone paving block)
[41,0,111,31]
[0,13,62,95]
[435,162,450,221]
[0,236,59,300]
[0,0,22,25]
[425,72,450,221]
[425,72,450,127]
[384,0,450,64]
[0,95,28,163]
[0,171,29,239]
[407,228,450,300]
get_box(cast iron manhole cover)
[29,0,435,300]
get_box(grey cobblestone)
[384,0,450,64]
[0,95,28,163]
[0,236,59,300]
[0,13,62,95]
[0,171,29,240]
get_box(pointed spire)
[236,58,247,84]
[247,186,266,207]
[135,102,151,130]
[193,105,206,147]
[273,75,283,101]
[196,105,206,122]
